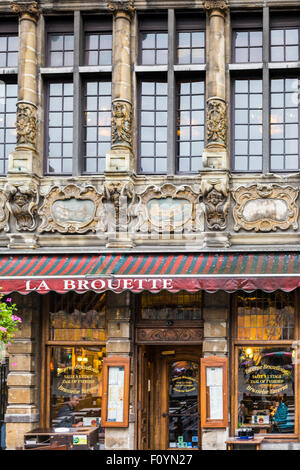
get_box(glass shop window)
[140,290,202,320]
[238,346,295,434]
[50,345,106,429]
[236,291,295,340]
[49,291,106,341]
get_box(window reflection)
[238,347,295,434]
[50,346,106,434]
[169,361,199,449]
[234,30,263,63]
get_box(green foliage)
[0,294,22,344]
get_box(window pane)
[139,81,168,173]
[0,81,17,175]
[176,80,205,173]
[84,81,111,173]
[233,79,263,171]
[47,82,74,174]
[270,78,299,171]
[140,31,168,65]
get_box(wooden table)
[226,436,265,450]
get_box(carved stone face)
[206,189,223,206]
[13,192,29,208]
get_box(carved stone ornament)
[4,182,38,231]
[0,191,10,232]
[203,0,229,12]
[202,178,229,231]
[38,184,106,234]
[206,98,226,147]
[107,0,135,13]
[111,100,132,149]
[233,184,299,232]
[11,1,40,19]
[16,102,37,149]
[132,183,203,234]
[104,181,135,232]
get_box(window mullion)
[262,5,270,174]
[167,8,176,175]
[73,10,83,176]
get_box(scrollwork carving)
[136,327,203,344]
[4,182,38,231]
[104,181,135,232]
[202,178,229,231]
[203,0,229,12]
[0,191,9,233]
[132,183,203,234]
[38,184,106,234]
[11,1,40,20]
[232,184,299,232]
[107,0,135,13]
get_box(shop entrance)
[137,345,202,450]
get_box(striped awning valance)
[0,252,299,294]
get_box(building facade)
[0,0,300,451]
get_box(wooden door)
[137,345,153,450]
[161,348,201,450]
[138,346,202,450]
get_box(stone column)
[203,0,228,170]
[6,1,40,250]
[9,1,40,175]
[104,291,134,449]
[202,290,229,450]
[106,0,134,172]
[4,293,41,449]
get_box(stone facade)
[0,0,299,450]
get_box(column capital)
[107,0,135,16]
[11,1,40,22]
[203,0,229,15]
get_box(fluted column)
[106,0,134,173]
[203,0,228,169]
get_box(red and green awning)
[0,252,299,294]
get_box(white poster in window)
[209,385,223,420]
[206,367,223,387]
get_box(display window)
[42,292,107,439]
[232,290,298,438]
[238,346,295,434]
[50,346,106,428]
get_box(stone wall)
[4,293,41,450]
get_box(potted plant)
[0,294,22,364]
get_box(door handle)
[162,413,168,418]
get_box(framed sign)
[101,356,130,427]
[201,356,228,428]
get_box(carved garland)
[38,184,106,234]
[111,100,132,149]
[232,184,299,232]
[16,102,37,148]
[206,98,226,147]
